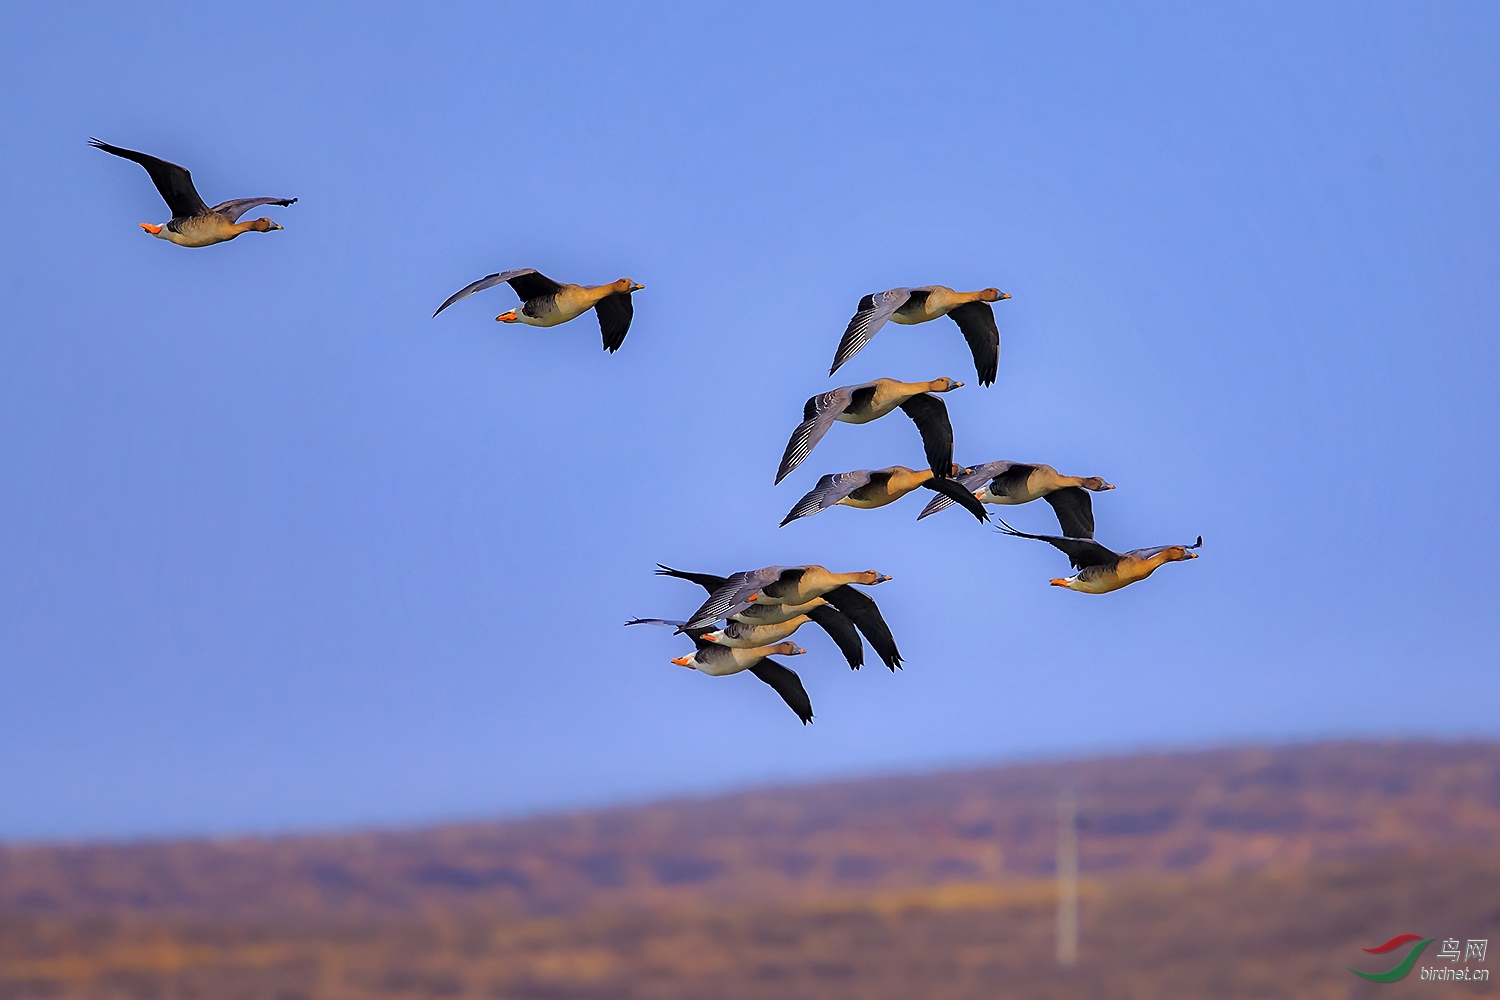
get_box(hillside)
[3,740,1499,998]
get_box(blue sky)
[2,3,1497,841]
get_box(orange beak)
[495,310,517,323]
[139,223,163,234]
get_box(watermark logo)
[1347,934,1489,984]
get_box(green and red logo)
[1347,934,1434,983]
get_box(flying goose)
[918,462,1114,538]
[781,465,990,526]
[776,377,962,484]
[997,521,1201,594]
[670,639,814,724]
[433,268,643,352]
[831,286,1011,385]
[657,565,902,670]
[627,608,864,670]
[90,139,295,247]
[676,565,890,632]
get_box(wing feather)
[829,288,911,376]
[996,520,1119,570]
[749,660,814,724]
[780,470,873,526]
[1042,486,1096,539]
[946,301,1000,386]
[775,386,853,484]
[594,291,634,352]
[919,476,990,523]
[806,606,864,670]
[897,393,955,478]
[433,268,539,317]
[210,196,297,222]
[90,138,208,219]
[821,585,901,670]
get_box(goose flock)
[92,138,1202,726]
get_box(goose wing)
[654,565,727,593]
[996,520,1119,570]
[90,138,208,219]
[775,385,855,484]
[806,606,864,670]
[946,301,1000,386]
[505,270,564,301]
[624,618,687,628]
[594,291,634,352]
[916,460,1013,519]
[1042,486,1096,539]
[822,585,901,671]
[210,197,297,223]
[919,476,990,523]
[829,288,911,376]
[780,470,876,526]
[1125,536,1204,560]
[433,268,543,317]
[682,567,781,631]
[896,393,955,478]
[749,660,814,724]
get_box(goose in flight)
[918,462,1114,538]
[776,377,962,484]
[997,521,1201,594]
[89,139,295,247]
[781,465,990,526]
[669,639,814,724]
[676,565,890,632]
[656,564,902,670]
[627,607,865,671]
[831,286,1011,385]
[433,268,643,353]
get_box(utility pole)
[1056,789,1078,967]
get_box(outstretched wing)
[433,268,541,317]
[210,197,297,223]
[90,138,208,219]
[775,385,854,484]
[624,618,687,628]
[897,393,955,478]
[654,565,728,593]
[1125,536,1204,560]
[780,470,875,526]
[1043,486,1096,539]
[806,606,864,670]
[594,291,634,353]
[505,271,564,302]
[822,584,901,670]
[996,520,1120,570]
[919,477,990,523]
[916,460,1012,519]
[682,567,779,631]
[749,660,814,724]
[946,301,1000,386]
[829,288,911,376]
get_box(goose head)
[767,642,805,656]
[929,376,964,392]
[979,288,1012,302]
[247,217,283,232]
[1081,477,1115,492]
[612,278,644,294]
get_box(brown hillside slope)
[2,741,1498,999]
[4,741,1498,919]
